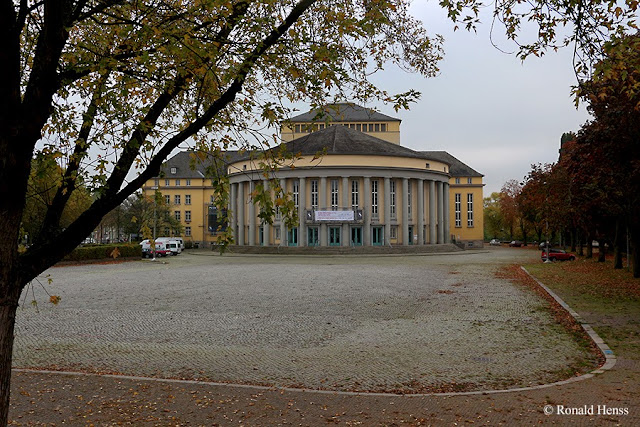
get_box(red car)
[541,248,576,262]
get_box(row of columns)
[228,176,449,246]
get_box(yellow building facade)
[143,104,484,248]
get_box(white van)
[139,240,170,257]
[155,237,182,255]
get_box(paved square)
[14,249,598,393]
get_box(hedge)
[63,243,141,262]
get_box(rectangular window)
[331,179,339,210]
[154,179,159,187]
[455,193,462,227]
[455,177,461,184]
[295,124,301,133]
[185,210,191,222]
[175,179,181,186]
[185,194,191,205]
[174,210,181,221]
[407,182,412,216]
[390,225,398,239]
[186,179,191,186]
[170,167,176,174]
[467,177,473,184]
[275,206,281,220]
[351,180,359,209]
[208,206,227,232]
[311,179,318,209]
[185,226,191,236]
[164,195,170,205]
[467,193,474,227]
[381,123,387,132]
[356,124,361,132]
[275,227,281,240]
[371,179,379,217]
[368,123,374,132]
[293,180,299,209]
[374,123,380,132]
[165,179,170,186]
[390,180,396,218]
[174,195,181,205]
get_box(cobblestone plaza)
[14,248,597,393]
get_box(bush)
[63,243,141,261]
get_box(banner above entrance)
[314,210,355,221]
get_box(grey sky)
[369,2,591,196]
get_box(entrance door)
[350,226,362,246]
[288,227,298,247]
[372,226,383,246]
[407,225,414,245]
[307,227,319,246]
[329,227,341,246]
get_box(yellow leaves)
[110,247,121,259]
[49,295,61,305]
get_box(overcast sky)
[367,2,592,196]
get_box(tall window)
[351,180,359,208]
[371,179,379,217]
[174,195,181,205]
[175,179,181,186]
[407,182,412,216]
[455,193,462,227]
[390,180,396,218]
[455,177,460,184]
[185,210,191,222]
[165,179,170,186]
[154,179,159,187]
[185,226,191,236]
[311,179,318,209]
[330,179,339,210]
[293,180,299,209]
[467,177,473,184]
[164,195,170,205]
[185,194,191,205]
[186,179,191,186]
[174,210,181,221]
[467,193,474,227]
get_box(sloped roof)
[289,103,400,123]
[271,125,431,160]
[420,151,484,177]
[156,150,241,178]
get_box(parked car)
[541,248,576,262]
[489,239,501,246]
[140,240,170,258]
[509,240,523,247]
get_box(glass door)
[329,227,341,246]
[372,226,383,246]
[307,227,319,246]
[350,226,362,246]
[288,227,298,247]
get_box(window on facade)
[381,123,387,132]
[467,177,473,184]
[455,193,462,227]
[390,225,398,239]
[174,195,181,205]
[275,227,281,240]
[295,124,301,133]
[455,177,461,184]
[164,195,170,205]
[374,123,380,132]
[318,123,325,130]
[174,210,181,221]
[275,205,281,220]
[356,124,362,132]
[467,193,474,227]
[170,167,176,174]
[407,182,412,216]
[154,179,159,187]
[185,210,191,222]
[311,179,318,209]
[371,179,379,217]
[175,179,180,186]
[210,195,215,204]
[165,179,170,186]
[293,180,299,209]
[185,226,191,236]
[425,163,430,169]
[351,180,359,208]
[185,194,191,205]
[186,179,191,186]
[368,123,374,132]
[208,206,227,232]
[331,179,339,210]
[390,180,396,218]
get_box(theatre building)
[143,104,484,248]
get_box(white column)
[384,177,391,246]
[437,181,444,244]
[417,178,425,245]
[429,180,436,244]
[237,181,245,246]
[364,177,371,246]
[262,180,270,246]
[299,177,306,247]
[443,182,450,244]
[319,177,327,246]
[248,180,256,246]
[229,183,237,244]
[342,177,349,246]
[402,178,409,245]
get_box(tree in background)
[499,180,523,242]
[0,1,444,419]
[483,192,504,240]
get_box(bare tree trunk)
[614,220,623,269]
[598,239,606,262]
[0,295,18,424]
[586,234,593,259]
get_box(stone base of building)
[454,240,484,249]
[223,243,463,255]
